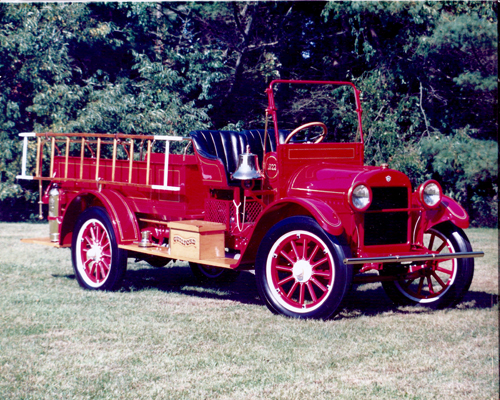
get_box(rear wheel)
[72,207,127,291]
[381,222,474,308]
[190,263,240,284]
[255,216,352,319]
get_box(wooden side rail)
[17,132,189,191]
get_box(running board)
[118,243,239,269]
[20,237,239,269]
[21,237,70,248]
[344,251,484,265]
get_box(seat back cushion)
[190,130,247,182]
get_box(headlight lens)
[419,180,442,208]
[351,184,371,211]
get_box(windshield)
[268,81,362,143]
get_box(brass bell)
[231,146,264,180]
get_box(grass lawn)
[0,223,497,399]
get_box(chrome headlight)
[349,184,372,211]
[418,180,442,209]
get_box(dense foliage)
[0,2,497,226]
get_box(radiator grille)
[364,187,408,246]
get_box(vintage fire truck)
[17,80,483,319]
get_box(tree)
[0,2,497,225]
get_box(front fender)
[238,197,344,267]
[419,195,469,232]
[270,197,344,236]
[60,189,140,246]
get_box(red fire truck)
[17,80,483,319]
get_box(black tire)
[71,207,128,291]
[381,222,474,309]
[189,263,240,284]
[255,216,352,319]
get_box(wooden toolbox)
[167,220,226,260]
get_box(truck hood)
[287,163,411,198]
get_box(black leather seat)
[241,129,288,164]
[190,130,247,185]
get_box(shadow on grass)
[339,285,498,319]
[53,264,498,318]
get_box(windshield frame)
[265,80,364,146]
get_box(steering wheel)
[284,122,328,144]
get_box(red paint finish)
[23,80,480,316]
[43,80,474,267]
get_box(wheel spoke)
[102,261,110,278]
[402,277,417,288]
[278,274,295,286]
[99,262,107,281]
[435,241,447,253]
[427,276,435,294]
[90,225,97,242]
[306,281,317,303]
[416,276,425,295]
[307,244,320,263]
[310,276,327,292]
[311,256,328,269]
[99,227,107,245]
[276,264,293,272]
[88,260,96,277]
[290,240,300,261]
[83,258,93,271]
[431,271,447,289]
[287,281,299,299]
[435,265,453,275]
[301,237,307,259]
[313,270,331,279]
[84,235,93,247]
[298,283,305,305]
[279,250,295,265]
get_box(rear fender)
[239,197,344,266]
[60,189,140,246]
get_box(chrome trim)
[344,251,484,265]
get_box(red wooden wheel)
[72,207,127,291]
[76,219,112,286]
[267,231,334,312]
[396,228,457,302]
[381,222,474,308]
[256,216,351,319]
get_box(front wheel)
[255,216,352,319]
[381,222,474,308]
[71,207,127,291]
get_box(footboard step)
[118,243,238,269]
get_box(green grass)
[0,223,497,399]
